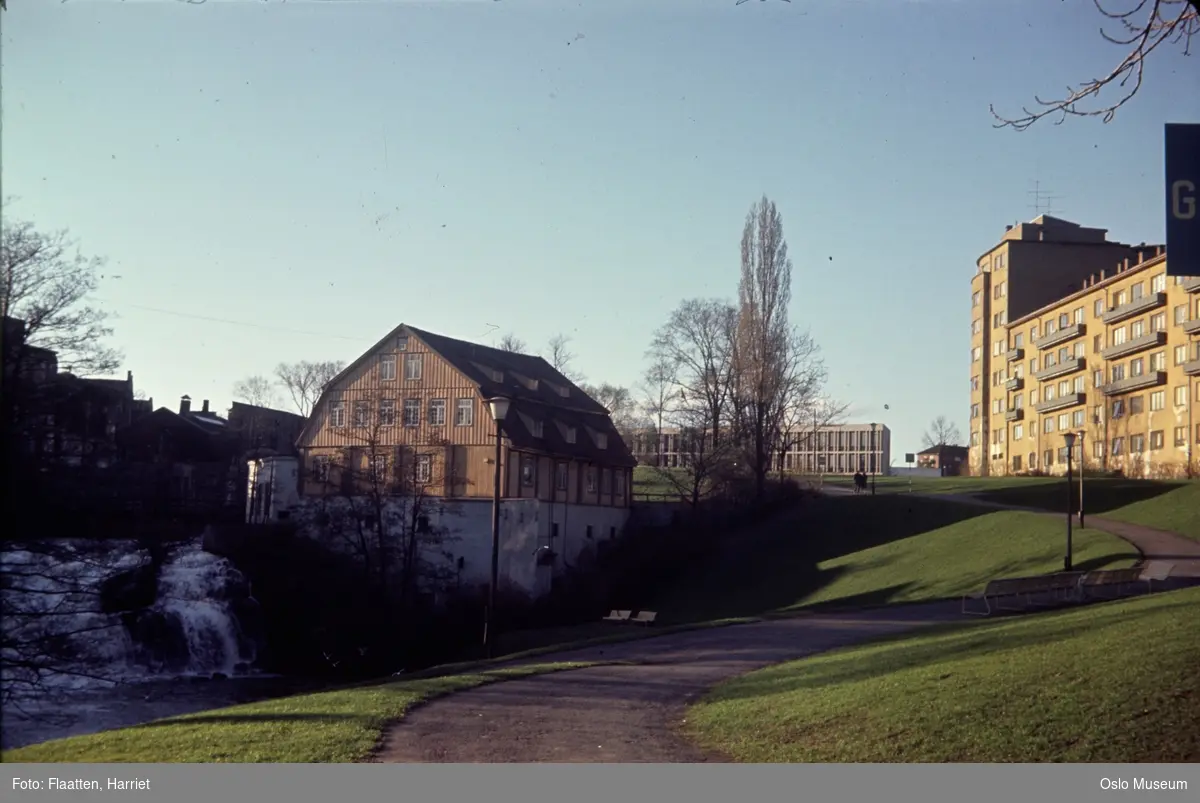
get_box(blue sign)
[1165,123,1200,277]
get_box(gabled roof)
[296,323,635,466]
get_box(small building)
[916,444,969,476]
[246,454,300,524]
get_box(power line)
[94,299,375,343]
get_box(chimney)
[180,395,191,415]
[1100,269,1106,281]
[202,399,210,413]
[1005,224,1013,232]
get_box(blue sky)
[3,0,1197,458]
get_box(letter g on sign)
[1172,179,1196,221]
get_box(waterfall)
[1,538,260,700]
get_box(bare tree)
[922,415,963,449]
[1,214,121,376]
[732,196,827,499]
[275,360,345,418]
[232,375,280,409]
[497,333,527,353]
[776,394,850,478]
[301,391,462,615]
[992,0,1199,131]
[544,333,585,383]
[638,353,680,467]
[648,298,737,448]
[650,390,739,508]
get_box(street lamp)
[1063,431,1076,572]
[482,396,510,657]
[1076,430,1086,529]
[869,422,877,495]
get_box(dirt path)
[372,601,964,763]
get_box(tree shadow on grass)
[978,479,1182,514]
[704,597,1198,703]
[135,712,363,728]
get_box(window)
[1130,396,1144,415]
[1045,319,1058,335]
[353,401,370,428]
[1111,364,1126,382]
[1093,370,1104,388]
[404,353,423,380]
[1175,427,1187,447]
[1130,358,1144,377]
[1131,434,1145,453]
[379,354,397,381]
[1112,326,1127,346]
[1029,358,1037,374]
[429,398,447,426]
[1044,417,1055,434]
[1131,282,1145,300]
[1072,410,1085,427]
[1044,449,1054,467]
[1150,390,1165,411]
[1013,424,1024,440]
[369,454,387,483]
[1058,346,1070,363]
[396,335,409,352]
[1093,405,1104,424]
[1117,290,1127,306]
[971,403,981,419]
[1176,386,1188,407]
[312,455,331,482]
[971,347,981,362]
[1131,319,1145,338]
[1111,437,1124,456]
[1058,379,1070,396]
[971,375,980,392]
[415,454,432,484]
[1074,307,1084,324]
[556,461,569,491]
[1044,385,1056,401]
[615,471,625,494]
[993,311,1006,328]
[1112,399,1125,418]
[1093,299,1104,317]
[585,466,597,493]
[529,419,544,438]
[1151,351,1166,371]
[1152,273,1166,293]
[455,398,473,426]
[596,433,608,449]
[329,401,346,428]
[379,399,396,426]
[992,399,1002,414]
[1151,312,1166,331]
[1074,342,1086,358]
[972,319,982,335]
[521,456,535,486]
[993,341,1004,356]
[1030,325,1039,340]
[1059,312,1070,328]
[972,291,981,307]
[1058,446,1069,464]
[1176,345,1189,365]
[994,281,1006,299]
[1175,304,1188,325]
[1014,333,1024,348]
[1093,441,1104,459]
[971,432,980,446]
[403,398,420,427]
[1058,413,1069,431]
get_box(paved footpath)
[372,601,964,763]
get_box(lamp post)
[482,396,510,658]
[869,422,877,495]
[1076,430,1086,529]
[1063,432,1076,572]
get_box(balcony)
[1102,292,1166,324]
[1101,371,1167,397]
[1183,318,1200,335]
[1005,377,1024,392]
[1006,347,1024,363]
[1184,359,1200,377]
[1183,276,1200,293]
[1034,392,1086,415]
[1005,408,1024,422]
[1033,356,1085,382]
[1100,330,1167,361]
[1034,323,1086,351]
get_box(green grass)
[649,495,1137,623]
[632,465,695,500]
[686,586,1200,762]
[819,474,1060,496]
[1,662,596,763]
[1104,482,1200,541]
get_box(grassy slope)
[686,586,1200,762]
[1,663,593,763]
[1102,483,1200,541]
[649,495,1137,623]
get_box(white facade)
[292,495,629,600]
[246,456,301,524]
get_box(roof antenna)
[480,323,499,346]
[1028,180,1062,219]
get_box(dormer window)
[520,412,544,438]
[596,433,608,450]
[565,427,577,444]
[396,336,409,352]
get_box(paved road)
[372,601,964,763]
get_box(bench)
[601,610,632,623]
[630,611,657,626]
[962,572,1085,616]
[1138,562,1175,591]
[1079,567,1144,600]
